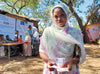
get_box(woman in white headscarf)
[24,32,32,56]
[39,3,86,74]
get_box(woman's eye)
[55,16,58,18]
[61,14,64,17]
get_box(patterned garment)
[24,33,32,56]
[39,4,86,74]
[39,26,86,74]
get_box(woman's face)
[53,8,67,27]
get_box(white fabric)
[33,26,39,39]
[50,3,69,20]
[33,31,39,39]
[39,3,86,74]
[40,27,86,63]
[25,32,31,43]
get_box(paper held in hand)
[51,65,69,72]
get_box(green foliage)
[89,12,100,24]
[87,0,100,24]
[50,1,54,5]
[0,0,39,15]
[73,0,84,8]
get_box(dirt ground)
[0,44,100,74]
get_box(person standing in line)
[27,25,33,45]
[39,3,86,74]
[33,26,39,42]
[24,32,32,56]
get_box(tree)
[0,0,39,15]
[60,0,100,43]
[34,0,56,31]
[35,0,100,42]
[87,0,100,24]
[40,0,100,43]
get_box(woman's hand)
[47,59,56,71]
[61,58,79,71]
[61,59,73,71]
[39,52,56,71]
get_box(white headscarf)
[25,32,31,43]
[41,4,81,59]
[50,3,69,31]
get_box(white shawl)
[40,4,86,64]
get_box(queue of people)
[0,25,40,57]
[26,25,40,57]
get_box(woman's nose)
[58,17,61,21]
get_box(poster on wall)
[16,20,33,41]
[0,14,15,40]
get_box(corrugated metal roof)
[0,10,40,22]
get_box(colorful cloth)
[24,32,32,56]
[39,4,86,74]
[39,26,86,74]
[27,29,33,36]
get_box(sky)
[67,0,94,27]
[0,0,94,26]
[76,0,93,21]
[0,0,93,18]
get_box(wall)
[0,14,33,41]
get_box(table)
[0,42,24,60]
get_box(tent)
[86,22,100,41]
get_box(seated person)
[6,35,13,42]
[14,35,23,43]
[20,35,22,40]
[13,31,23,56]
[19,35,23,43]
[0,34,8,43]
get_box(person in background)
[39,4,86,74]
[14,30,19,42]
[14,30,23,56]
[20,35,22,40]
[27,25,33,45]
[0,34,8,43]
[14,31,23,43]
[0,34,8,56]
[24,32,32,56]
[19,35,23,43]
[33,26,39,42]
[27,25,33,38]
[6,35,13,42]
